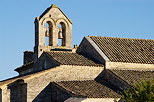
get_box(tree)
[123,80,154,102]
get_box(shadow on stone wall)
[32,83,71,102]
[8,79,27,102]
[95,69,130,95]
[32,83,52,102]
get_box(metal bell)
[45,27,49,36]
[58,28,63,39]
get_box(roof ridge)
[45,51,74,53]
[0,66,62,87]
[88,35,154,41]
[54,80,95,83]
[109,69,154,72]
[45,51,103,67]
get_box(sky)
[0,0,154,81]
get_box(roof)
[90,36,154,64]
[109,69,154,85]
[46,51,102,67]
[0,65,61,87]
[54,80,121,98]
[14,62,33,72]
[0,75,28,87]
[39,4,72,24]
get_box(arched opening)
[44,21,53,46]
[45,23,49,46]
[58,22,66,46]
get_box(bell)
[45,27,49,36]
[58,28,63,39]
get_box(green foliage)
[123,80,154,102]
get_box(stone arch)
[56,18,69,27]
[42,18,55,26]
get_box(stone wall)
[25,65,103,102]
[51,83,71,102]
[96,69,130,92]
[23,51,34,64]
[33,53,60,72]
[106,62,154,70]
[77,37,108,65]
[8,80,27,102]
[30,82,72,102]
[32,83,52,102]
[0,86,10,102]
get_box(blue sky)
[0,0,154,80]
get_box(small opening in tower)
[45,23,49,28]
[45,22,50,46]
[58,22,66,47]
[44,21,53,46]
[45,36,49,46]
[58,24,63,46]
[58,24,62,28]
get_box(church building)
[0,4,154,102]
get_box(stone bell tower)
[34,4,72,61]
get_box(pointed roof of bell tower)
[39,4,72,24]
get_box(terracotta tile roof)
[54,80,121,98]
[90,36,154,64]
[46,52,102,67]
[109,69,154,85]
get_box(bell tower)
[34,4,72,61]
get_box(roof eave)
[85,36,110,62]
